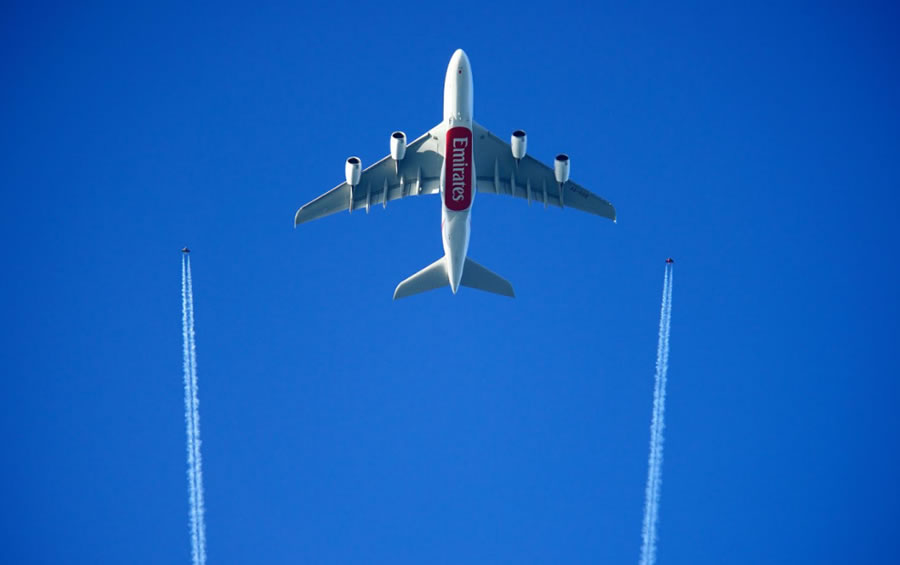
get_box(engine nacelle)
[511,130,527,160]
[390,131,407,161]
[554,154,570,184]
[345,156,361,186]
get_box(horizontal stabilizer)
[460,258,515,298]
[393,257,448,300]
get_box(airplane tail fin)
[460,258,515,298]
[393,257,449,300]
[392,256,515,299]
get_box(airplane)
[666,258,674,264]
[182,247,191,253]
[293,49,616,299]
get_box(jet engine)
[511,130,527,160]
[390,131,407,161]
[345,156,361,186]
[554,154,570,184]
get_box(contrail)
[182,256,207,565]
[186,258,207,564]
[639,264,674,565]
[181,259,199,564]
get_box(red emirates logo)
[445,126,472,211]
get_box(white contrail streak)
[182,256,207,565]
[186,258,207,564]
[640,265,674,565]
[181,259,199,564]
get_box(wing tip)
[294,206,309,227]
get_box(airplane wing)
[294,123,446,225]
[471,122,616,221]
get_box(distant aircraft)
[293,49,616,299]
[666,258,674,264]
[182,247,191,253]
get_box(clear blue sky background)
[3,2,898,564]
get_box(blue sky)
[2,2,899,563]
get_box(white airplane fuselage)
[440,49,475,294]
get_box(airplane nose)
[451,49,470,72]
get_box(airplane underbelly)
[444,126,474,212]
[441,124,474,271]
